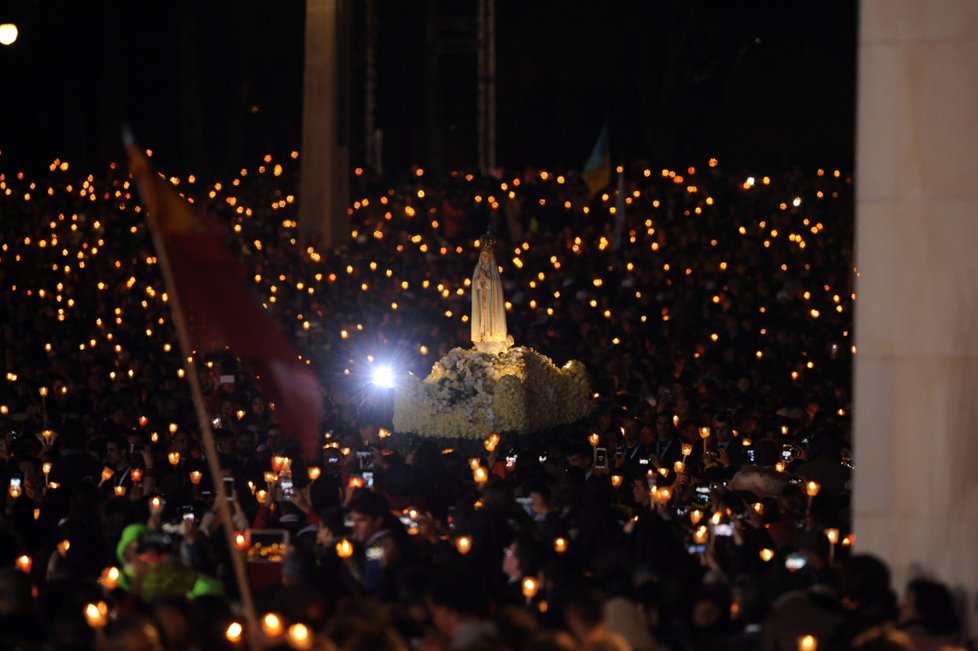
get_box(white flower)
[393,346,591,438]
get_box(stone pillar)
[299,0,348,250]
[854,0,978,629]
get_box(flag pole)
[131,148,261,648]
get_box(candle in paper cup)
[287,623,313,650]
[84,602,109,629]
[98,566,120,590]
[797,635,817,651]
[261,613,284,638]
[225,622,243,644]
[335,538,354,558]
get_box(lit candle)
[234,532,248,551]
[455,535,473,555]
[335,538,354,558]
[287,623,313,650]
[307,466,321,481]
[673,461,685,474]
[698,426,710,440]
[57,539,71,557]
[271,456,286,473]
[752,502,764,514]
[484,434,499,452]
[41,429,55,446]
[611,474,623,487]
[805,481,821,497]
[167,451,180,467]
[759,548,775,562]
[378,427,391,439]
[189,470,202,485]
[98,566,120,590]
[656,487,672,505]
[522,576,539,600]
[256,489,268,504]
[473,467,488,485]
[775,461,786,473]
[825,528,840,563]
[84,602,109,629]
[8,484,21,499]
[468,458,481,470]
[138,415,148,428]
[225,622,244,644]
[150,496,164,514]
[348,476,364,490]
[39,386,48,397]
[681,442,693,457]
[130,468,143,483]
[261,612,284,638]
[588,432,600,447]
[113,485,126,496]
[797,635,818,651]
[169,423,178,434]
[693,526,709,544]
[553,537,568,553]
[15,555,31,574]
[690,509,704,525]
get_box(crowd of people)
[0,151,967,650]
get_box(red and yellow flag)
[128,146,323,461]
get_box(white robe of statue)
[471,238,513,354]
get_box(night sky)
[0,0,856,175]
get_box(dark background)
[0,0,857,176]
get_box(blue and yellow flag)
[583,122,610,197]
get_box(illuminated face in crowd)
[106,440,127,468]
[350,511,383,543]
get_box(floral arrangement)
[393,346,590,438]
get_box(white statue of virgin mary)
[471,234,513,354]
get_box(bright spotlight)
[0,24,18,46]
[371,365,395,389]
